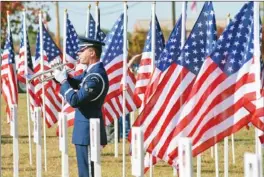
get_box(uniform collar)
[86,61,101,73]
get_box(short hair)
[91,46,102,59]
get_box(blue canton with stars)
[143,15,165,60]
[19,22,33,70]
[155,16,182,72]
[3,28,15,64]
[35,23,62,62]
[177,2,217,75]
[100,13,124,66]
[66,13,79,60]
[87,12,106,42]
[209,2,261,76]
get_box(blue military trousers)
[75,145,94,177]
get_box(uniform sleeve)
[67,75,83,89]
[60,73,104,108]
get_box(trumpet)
[27,63,75,83]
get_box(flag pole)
[149,2,156,177]
[114,1,119,159]
[123,2,128,177]
[60,9,69,177]
[39,11,48,172]
[254,2,263,177]
[23,9,33,166]
[95,1,99,40]
[85,4,91,38]
[223,13,232,177]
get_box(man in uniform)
[54,37,109,177]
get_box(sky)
[46,1,247,37]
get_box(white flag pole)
[224,137,229,177]
[60,113,69,177]
[149,2,156,177]
[23,9,33,166]
[60,9,69,177]
[85,4,91,38]
[114,118,118,157]
[39,11,48,172]
[10,104,19,177]
[179,2,188,177]
[197,152,201,177]
[215,143,219,177]
[122,2,128,177]
[113,1,118,158]
[254,2,263,177]
[95,1,99,40]
[181,2,186,49]
[34,107,42,177]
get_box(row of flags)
[131,1,264,170]
[1,1,263,172]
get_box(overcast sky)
[45,1,247,37]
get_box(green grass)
[1,94,263,177]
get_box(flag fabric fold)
[134,15,165,103]
[100,13,141,125]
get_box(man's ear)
[91,49,96,57]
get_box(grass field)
[1,94,263,177]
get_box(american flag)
[100,13,141,125]
[246,59,264,132]
[134,15,165,102]
[33,23,62,128]
[65,13,79,67]
[62,13,81,129]
[17,21,33,84]
[86,10,106,42]
[17,19,40,110]
[1,24,18,122]
[129,14,182,155]
[167,2,260,162]
[141,2,217,164]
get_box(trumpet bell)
[27,63,75,83]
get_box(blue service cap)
[77,37,105,53]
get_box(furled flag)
[1,23,18,122]
[100,13,141,125]
[86,10,106,42]
[142,2,217,165]
[17,18,40,109]
[167,2,261,163]
[134,15,165,102]
[33,23,62,127]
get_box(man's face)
[78,47,96,64]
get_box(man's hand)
[54,69,67,84]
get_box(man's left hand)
[54,69,67,84]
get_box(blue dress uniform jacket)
[60,62,109,146]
